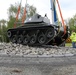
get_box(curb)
[0,53,75,58]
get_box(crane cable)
[56,0,66,35]
[14,0,22,28]
[22,0,27,24]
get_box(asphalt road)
[0,55,76,75]
[0,55,76,66]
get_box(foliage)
[7,2,36,29]
[0,2,36,42]
[68,14,76,32]
[0,19,8,42]
[26,4,36,18]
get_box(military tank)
[7,13,69,46]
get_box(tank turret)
[24,13,50,24]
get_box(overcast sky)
[0,0,76,22]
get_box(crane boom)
[51,0,66,34]
[51,0,58,24]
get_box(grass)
[65,43,72,47]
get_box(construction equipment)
[7,0,69,46]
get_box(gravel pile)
[0,42,76,57]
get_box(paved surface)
[0,55,76,75]
[0,55,76,66]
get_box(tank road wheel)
[46,29,54,38]
[7,31,11,38]
[23,31,26,35]
[11,35,17,43]
[16,31,19,35]
[38,34,46,44]
[23,35,29,45]
[30,35,36,45]
[17,35,23,44]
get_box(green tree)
[7,2,36,29]
[0,19,7,42]
[26,4,36,18]
[68,14,76,32]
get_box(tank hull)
[7,23,69,46]
[7,14,69,46]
